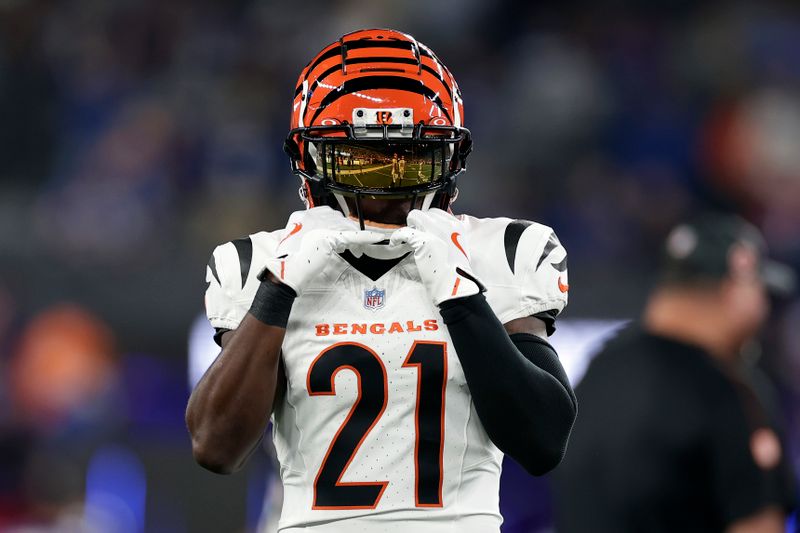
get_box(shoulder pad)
[205,230,283,331]
[462,216,569,329]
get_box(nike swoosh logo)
[558,276,569,293]
[451,232,468,259]
[279,222,303,245]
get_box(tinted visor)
[310,141,451,190]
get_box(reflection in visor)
[311,142,450,190]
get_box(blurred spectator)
[35,100,179,263]
[1,304,123,529]
[553,213,797,532]
[9,304,118,432]
[703,87,800,258]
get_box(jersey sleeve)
[204,231,282,332]
[465,217,569,332]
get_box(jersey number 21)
[307,341,447,510]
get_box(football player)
[186,29,577,532]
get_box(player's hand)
[276,206,359,256]
[262,229,385,295]
[390,208,485,305]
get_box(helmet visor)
[310,141,451,191]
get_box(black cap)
[661,212,796,296]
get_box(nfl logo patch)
[364,287,385,311]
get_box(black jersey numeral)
[307,341,447,510]
[307,342,389,509]
[402,341,447,507]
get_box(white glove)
[262,229,385,295]
[390,209,485,305]
[275,206,359,256]
[261,207,382,294]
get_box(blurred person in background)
[0,304,124,530]
[553,212,797,533]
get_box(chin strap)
[420,192,436,210]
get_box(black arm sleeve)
[439,294,577,475]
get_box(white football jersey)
[204,215,568,532]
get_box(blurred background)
[1,0,799,531]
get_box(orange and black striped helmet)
[284,29,472,223]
